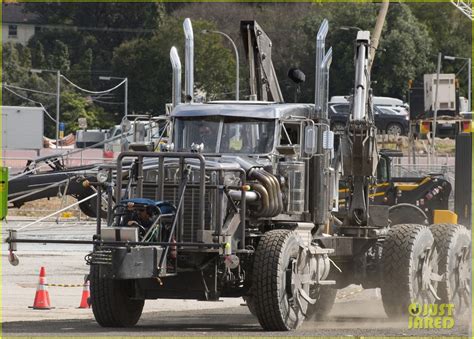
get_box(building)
[2,3,41,45]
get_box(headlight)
[96,170,108,184]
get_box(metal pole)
[124,77,128,117]
[432,52,442,157]
[468,58,471,110]
[209,30,239,100]
[56,70,60,149]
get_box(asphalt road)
[3,299,471,337]
[2,218,471,337]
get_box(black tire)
[253,229,306,331]
[306,286,337,320]
[431,224,471,315]
[78,193,107,219]
[243,296,257,317]
[386,123,404,136]
[381,224,439,318]
[90,264,144,327]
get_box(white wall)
[2,23,35,45]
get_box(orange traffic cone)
[31,266,52,310]
[78,279,91,308]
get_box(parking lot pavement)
[2,219,470,336]
[2,219,244,323]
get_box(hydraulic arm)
[341,31,379,226]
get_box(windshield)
[173,117,276,154]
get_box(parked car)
[328,103,409,135]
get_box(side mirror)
[304,125,318,155]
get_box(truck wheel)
[306,286,337,320]
[243,296,257,316]
[252,229,309,330]
[431,224,471,315]
[386,123,403,136]
[90,264,144,327]
[381,224,440,318]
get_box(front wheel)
[90,264,144,327]
[252,229,309,331]
[306,286,337,320]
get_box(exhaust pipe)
[183,18,194,103]
[170,47,182,108]
[321,47,333,119]
[314,19,329,118]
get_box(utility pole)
[369,0,389,73]
[432,52,442,160]
[56,70,61,148]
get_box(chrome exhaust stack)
[170,47,182,108]
[183,18,194,103]
[321,47,333,118]
[314,19,329,119]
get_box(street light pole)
[432,52,442,158]
[202,29,239,100]
[468,58,471,111]
[444,55,472,111]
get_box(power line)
[2,83,56,96]
[91,98,124,105]
[61,74,126,94]
[2,86,56,122]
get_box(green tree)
[408,2,471,97]
[372,3,435,98]
[31,40,47,69]
[112,17,235,114]
[59,92,114,134]
[48,40,71,71]
[70,48,93,88]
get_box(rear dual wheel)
[431,224,471,315]
[381,224,441,317]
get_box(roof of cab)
[171,102,315,119]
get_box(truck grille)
[142,178,215,243]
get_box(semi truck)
[6,19,470,331]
